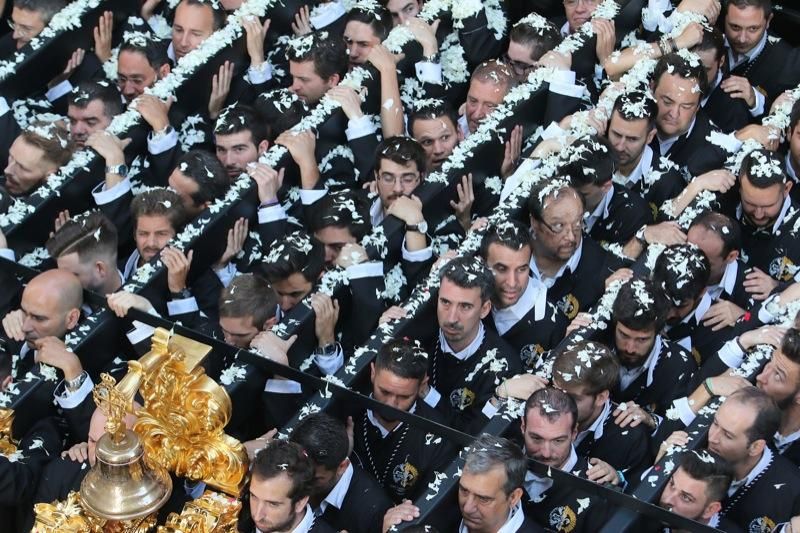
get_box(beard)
[256,507,299,533]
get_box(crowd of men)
[2,0,800,530]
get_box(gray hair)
[463,434,526,496]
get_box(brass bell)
[80,428,172,521]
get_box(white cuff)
[0,96,10,117]
[481,399,499,419]
[46,80,73,102]
[541,121,567,140]
[757,294,781,324]
[707,131,742,154]
[127,320,156,345]
[147,127,178,155]
[264,378,302,393]
[345,115,377,141]
[214,263,238,288]
[402,239,433,262]
[717,339,745,369]
[415,61,443,85]
[672,397,697,427]
[315,346,344,375]
[749,88,766,117]
[309,0,345,29]
[167,296,199,316]
[55,375,94,409]
[423,386,441,408]
[92,177,132,205]
[0,248,15,262]
[345,261,383,280]
[299,188,327,205]
[247,62,273,85]
[258,204,288,224]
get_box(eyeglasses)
[564,0,598,7]
[501,54,537,77]
[539,218,585,236]
[379,174,419,186]
[8,20,36,38]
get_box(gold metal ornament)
[0,408,17,456]
[157,490,242,532]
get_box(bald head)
[20,269,83,347]
[28,269,83,311]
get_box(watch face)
[418,221,428,233]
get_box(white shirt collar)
[584,186,614,232]
[439,323,485,361]
[618,335,662,390]
[657,116,697,156]
[726,31,768,70]
[615,145,654,187]
[370,197,384,226]
[124,249,141,280]
[576,400,611,446]
[524,446,578,501]
[167,42,176,62]
[560,20,570,37]
[707,260,738,302]
[775,429,800,454]
[319,462,353,514]
[492,278,548,335]
[727,447,772,497]
[737,194,791,234]
[530,241,583,289]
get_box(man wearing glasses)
[527,180,622,320]
[6,0,64,51]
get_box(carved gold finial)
[157,490,242,532]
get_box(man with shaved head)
[0,269,97,440]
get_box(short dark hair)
[46,210,118,264]
[438,256,495,303]
[259,230,325,284]
[307,190,371,241]
[67,81,123,119]
[174,150,231,206]
[13,0,66,24]
[612,277,670,333]
[780,328,800,366]
[119,32,170,71]
[479,220,532,260]
[689,211,741,257]
[678,449,734,504]
[509,19,562,62]
[693,28,726,62]
[739,148,787,188]
[345,5,392,42]
[611,90,658,131]
[527,180,584,222]
[254,89,309,143]
[181,0,226,30]
[651,244,710,307]
[375,338,429,382]
[251,440,314,504]
[407,100,458,140]
[375,136,427,176]
[131,188,187,233]
[214,104,268,145]
[727,0,772,17]
[463,434,527,496]
[289,412,349,471]
[728,387,781,445]
[287,30,348,82]
[524,387,578,429]
[219,274,277,328]
[561,136,617,187]
[552,341,619,394]
[652,52,709,98]
[790,100,800,133]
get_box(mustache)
[442,322,463,331]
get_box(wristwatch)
[105,164,129,177]
[634,225,648,246]
[65,371,87,393]
[170,288,192,300]
[313,342,339,357]
[406,220,428,234]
